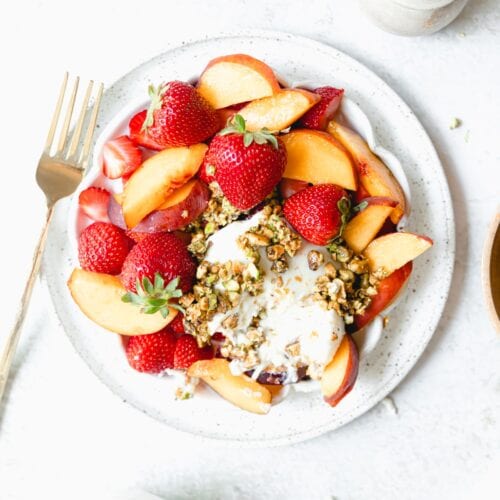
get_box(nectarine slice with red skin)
[327,120,405,224]
[279,178,310,199]
[122,144,207,229]
[107,194,126,229]
[354,262,413,330]
[281,129,357,191]
[238,89,320,132]
[343,197,397,254]
[132,179,210,233]
[197,54,281,109]
[321,335,359,407]
[188,358,272,414]
[364,231,433,275]
[67,268,177,335]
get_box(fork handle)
[0,206,55,404]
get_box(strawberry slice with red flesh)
[129,110,164,151]
[298,87,344,130]
[173,334,213,370]
[102,136,143,179]
[79,187,111,223]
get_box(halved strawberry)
[129,110,164,151]
[102,136,142,179]
[78,187,111,223]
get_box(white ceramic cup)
[359,0,469,36]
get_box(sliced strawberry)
[129,110,164,151]
[102,136,142,179]
[78,187,111,223]
[173,334,213,370]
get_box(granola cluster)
[236,203,301,273]
[312,242,387,324]
[187,182,244,259]
[179,259,265,345]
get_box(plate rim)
[42,29,455,447]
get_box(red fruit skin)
[147,81,219,148]
[169,314,186,336]
[125,230,155,244]
[78,222,131,274]
[354,262,413,330]
[298,87,344,130]
[199,147,217,184]
[120,232,196,293]
[173,334,213,370]
[211,134,286,210]
[283,184,347,245]
[102,136,143,179]
[279,178,309,199]
[132,180,210,233]
[125,329,177,373]
[129,110,164,150]
[79,187,111,223]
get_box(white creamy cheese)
[205,211,345,383]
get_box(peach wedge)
[238,89,320,132]
[343,197,397,253]
[364,232,433,275]
[122,144,207,228]
[188,359,272,414]
[281,129,357,191]
[354,262,413,330]
[67,269,177,335]
[327,120,406,223]
[197,54,281,109]
[321,335,359,407]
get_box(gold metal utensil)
[0,74,103,404]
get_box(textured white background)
[0,1,499,499]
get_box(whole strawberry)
[298,87,344,130]
[120,233,196,317]
[129,109,164,151]
[174,334,213,370]
[125,328,177,373]
[142,81,219,148]
[209,115,286,210]
[169,313,186,336]
[283,184,348,245]
[78,222,131,274]
[198,147,217,184]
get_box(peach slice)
[327,121,405,223]
[321,335,359,407]
[188,359,272,414]
[132,179,210,233]
[343,197,397,253]
[364,232,433,275]
[237,89,320,132]
[122,144,207,228]
[281,129,357,191]
[197,54,281,109]
[354,262,413,330]
[67,268,177,335]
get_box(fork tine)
[56,76,79,155]
[79,82,104,170]
[66,80,93,160]
[44,72,68,153]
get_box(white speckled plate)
[42,31,454,446]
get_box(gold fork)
[0,74,104,404]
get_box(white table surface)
[1,1,499,499]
